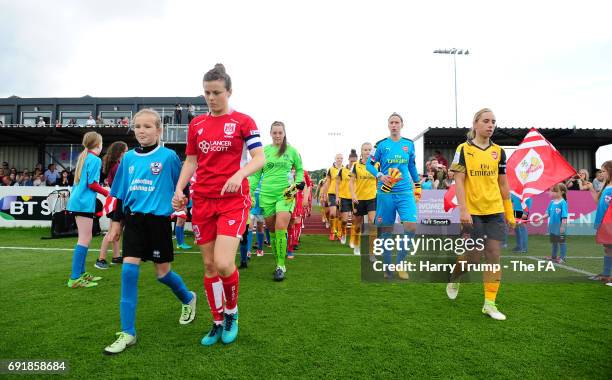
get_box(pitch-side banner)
[0,186,109,229]
[420,190,596,235]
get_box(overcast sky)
[1,0,610,169]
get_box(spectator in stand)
[44,163,61,186]
[59,170,73,186]
[96,115,104,126]
[566,169,590,191]
[33,174,44,186]
[55,119,62,128]
[10,167,17,177]
[430,158,448,189]
[2,162,9,171]
[592,169,605,192]
[174,104,182,124]
[37,117,46,127]
[421,172,434,189]
[424,160,432,174]
[8,173,17,185]
[188,104,196,123]
[86,115,96,127]
[121,116,129,126]
[434,150,449,168]
[35,163,43,172]
[442,170,455,188]
[19,173,33,186]
[1,176,11,186]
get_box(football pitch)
[0,228,610,379]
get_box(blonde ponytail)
[74,132,102,185]
[468,108,493,140]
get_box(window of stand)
[22,112,52,126]
[60,111,92,127]
[100,111,132,127]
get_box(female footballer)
[366,113,421,280]
[321,154,344,240]
[349,142,378,258]
[446,108,515,321]
[173,64,265,346]
[253,121,304,281]
[336,149,358,245]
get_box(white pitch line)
[525,256,597,277]
[0,247,605,262]
[0,246,356,256]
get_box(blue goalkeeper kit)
[366,137,420,224]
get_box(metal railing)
[0,123,131,128]
[162,125,188,143]
[0,123,189,144]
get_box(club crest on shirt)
[224,123,236,136]
[129,165,135,174]
[197,128,204,135]
[402,145,408,152]
[491,151,498,160]
[150,162,162,175]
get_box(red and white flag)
[444,184,458,212]
[507,128,575,206]
[596,199,612,245]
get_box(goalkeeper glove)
[413,183,422,202]
[296,181,305,191]
[381,168,402,193]
[503,199,516,228]
[284,184,298,200]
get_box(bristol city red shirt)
[186,110,262,198]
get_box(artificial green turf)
[0,228,610,379]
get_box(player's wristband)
[503,199,515,227]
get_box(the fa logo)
[150,162,162,175]
[224,123,236,136]
[129,165,135,175]
[152,250,160,258]
[491,151,498,160]
[402,146,408,153]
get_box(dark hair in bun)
[203,63,232,91]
